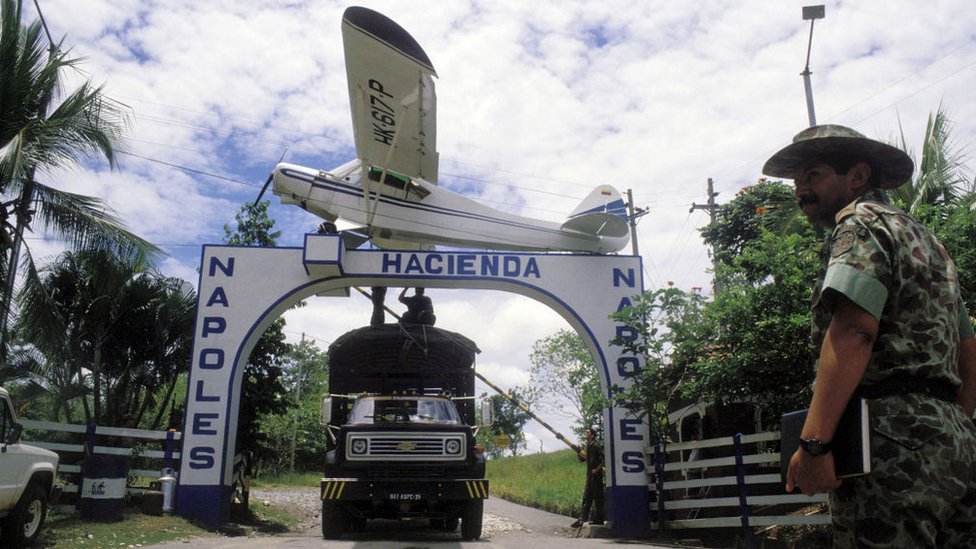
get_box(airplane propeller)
[253,172,274,207]
[254,149,288,206]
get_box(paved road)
[145,497,682,548]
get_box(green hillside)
[486,449,587,517]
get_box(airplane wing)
[342,6,439,185]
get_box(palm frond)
[892,105,972,216]
[28,181,162,266]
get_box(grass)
[41,495,299,547]
[486,449,586,518]
[257,451,588,518]
[251,471,320,488]
[43,509,210,548]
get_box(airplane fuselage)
[273,161,629,254]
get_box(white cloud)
[17,0,976,453]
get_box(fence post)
[84,421,97,456]
[733,433,757,549]
[654,442,666,531]
[77,422,98,510]
[164,429,176,470]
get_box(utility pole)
[626,188,648,257]
[690,178,722,295]
[689,178,719,224]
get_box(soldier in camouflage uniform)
[764,125,976,548]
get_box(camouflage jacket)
[810,188,972,401]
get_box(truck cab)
[0,387,59,545]
[319,324,488,540]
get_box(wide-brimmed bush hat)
[762,124,913,189]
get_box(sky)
[18,0,976,452]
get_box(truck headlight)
[350,438,368,455]
[445,439,461,455]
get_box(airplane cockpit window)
[368,167,430,201]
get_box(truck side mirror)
[8,422,23,444]
[321,397,332,425]
[479,400,493,426]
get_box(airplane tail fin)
[561,185,630,238]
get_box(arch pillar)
[177,234,649,536]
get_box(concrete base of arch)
[176,234,649,537]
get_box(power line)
[851,55,976,127]
[119,151,263,189]
[828,40,976,121]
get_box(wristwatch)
[799,438,832,457]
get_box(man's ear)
[848,162,872,192]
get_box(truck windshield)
[348,398,462,425]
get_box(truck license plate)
[389,493,421,501]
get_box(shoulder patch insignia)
[831,230,856,257]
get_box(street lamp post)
[801,5,825,127]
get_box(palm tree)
[890,104,974,216]
[16,249,194,426]
[0,0,159,358]
[111,275,195,429]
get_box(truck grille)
[345,432,466,461]
[367,464,447,479]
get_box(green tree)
[258,336,329,475]
[890,105,973,217]
[609,287,708,443]
[0,0,159,356]
[119,275,195,430]
[690,230,819,422]
[928,195,976,317]
[698,180,812,267]
[222,201,281,246]
[889,106,976,318]
[477,390,533,458]
[14,248,194,427]
[528,330,605,438]
[611,182,823,437]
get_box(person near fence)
[571,427,605,528]
[766,124,976,548]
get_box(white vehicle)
[265,6,630,254]
[0,387,59,545]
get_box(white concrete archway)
[176,234,649,537]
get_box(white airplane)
[267,6,630,254]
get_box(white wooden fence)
[19,419,182,496]
[647,431,829,545]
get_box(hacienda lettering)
[381,253,541,278]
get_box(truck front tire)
[460,499,483,540]
[0,483,48,545]
[321,500,347,539]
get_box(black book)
[780,397,871,483]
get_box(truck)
[0,387,59,546]
[319,323,489,540]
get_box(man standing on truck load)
[370,287,387,326]
[767,124,976,548]
[399,287,436,325]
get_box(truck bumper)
[321,478,488,502]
